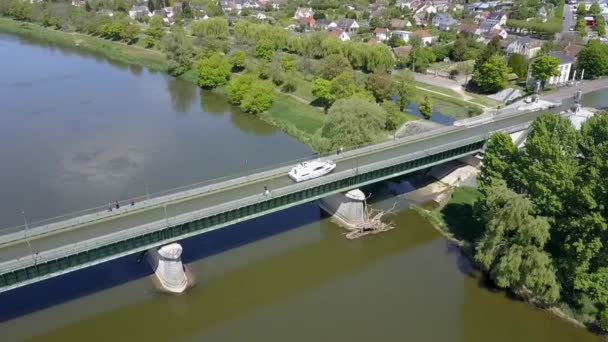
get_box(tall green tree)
[577,40,608,79]
[475,181,560,304]
[162,26,195,76]
[394,70,416,110]
[240,80,275,114]
[255,39,274,61]
[191,17,229,39]
[478,132,518,195]
[418,96,433,120]
[229,50,247,71]
[474,36,502,71]
[196,53,232,88]
[590,1,601,15]
[508,53,529,80]
[365,73,395,102]
[577,3,587,15]
[531,55,560,89]
[318,98,387,151]
[143,16,164,48]
[319,54,352,80]
[514,114,579,218]
[596,15,606,37]
[227,74,255,104]
[473,55,510,93]
[576,16,588,36]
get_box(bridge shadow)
[0,201,323,322]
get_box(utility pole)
[21,210,33,256]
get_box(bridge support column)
[319,189,366,229]
[147,243,188,293]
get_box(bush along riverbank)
[414,113,608,337]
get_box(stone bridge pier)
[147,243,188,293]
[319,189,367,229]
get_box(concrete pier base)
[319,189,367,229]
[147,243,188,293]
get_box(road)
[563,4,574,32]
[0,110,542,265]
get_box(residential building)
[393,45,413,58]
[298,17,315,28]
[505,36,543,59]
[373,28,390,41]
[390,19,412,29]
[458,23,481,35]
[328,29,351,41]
[337,19,359,33]
[413,12,428,26]
[486,12,508,25]
[128,5,150,19]
[391,30,412,42]
[412,29,434,45]
[293,7,314,19]
[479,21,502,33]
[527,51,575,86]
[432,13,459,30]
[314,20,337,30]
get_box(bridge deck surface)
[0,111,540,263]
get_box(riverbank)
[0,17,326,149]
[412,186,600,336]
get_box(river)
[0,33,599,341]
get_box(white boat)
[288,159,336,182]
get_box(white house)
[391,30,412,42]
[128,5,150,19]
[506,36,543,59]
[373,28,390,41]
[329,29,351,41]
[337,19,359,33]
[527,51,575,87]
[294,7,314,19]
[412,29,434,45]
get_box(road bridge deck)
[0,110,541,270]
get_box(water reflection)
[167,78,196,113]
[199,89,231,114]
[229,111,279,136]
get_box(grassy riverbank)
[414,186,595,333]
[0,17,327,148]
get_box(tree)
[381,100,407,131]
[369,16,385,30]
[418,96,433,120]
[144,16,164,48]
[121,23,140,44]
[191,17,229,39]
[590,1,601,15]
[394,70,416,110]
[410,47,436,72]
[508,53,529,80]
[577,3,587,16]
[478,132,518,195]
[473,55,510,93]
[597,14,606,37]
[281,53,298,72]
[457,62,474,84]
[240,80,275,114]
[576,16,588,37]
[319,54,352,80]
[364,45,395,73]
[227,74,255,104]
[474,181,560,304]
[365,73,396,102]
[328,72,359,102]
[319,98,387,151]
[514,114,579,218]
[255,39,274,61]
[196,53,232,88]
[577,40,608,79]
[388,35,406,48]
[474,36,502,71]
[229,50,247,71]
[312,78,333,106]
[531,55,560,89]
[451,38,468,62]
[162,26,195,76]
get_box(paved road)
[563,4,574,33]
[0,110,543,264]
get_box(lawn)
[262,93,325,135]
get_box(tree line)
[476,112,608,329]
